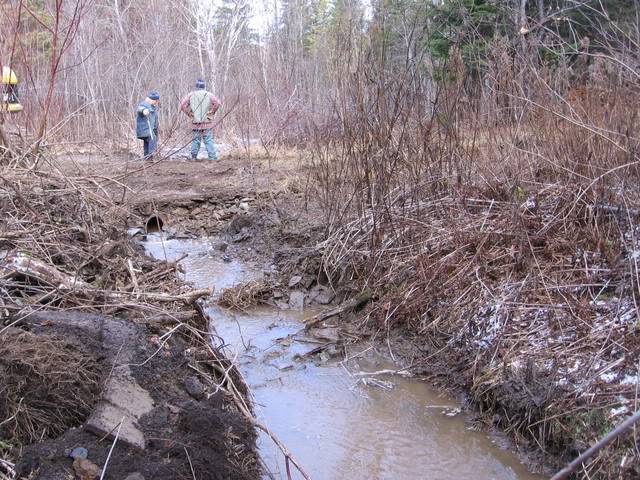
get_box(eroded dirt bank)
[10,312,257,480]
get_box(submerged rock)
[309,284,335,305]
[288,291,306,310]
[211,240,228,252]
[311,327,340,343]
[275,299,289,310]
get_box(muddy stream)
[144,237,545,480]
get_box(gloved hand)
[142,108,150,116]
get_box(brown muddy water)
[144,237,546,480]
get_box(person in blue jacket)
[135,91,160,160]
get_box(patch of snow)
[443,407,462,417]
[470,302,506,349]
[610,405,629,417]
[600,371,618,383]
[618,308,637,325]
[509,359,523,371]
[567,360,582,374]
[619,374,638,386]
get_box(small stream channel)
[144,237,546,480]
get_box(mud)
[53,150,318,263]
[11,311,259,480]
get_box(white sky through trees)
[220,0,374,36]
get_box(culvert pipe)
[145,215,164,234]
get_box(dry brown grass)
[0,330,102,445]
[305,54,640,477]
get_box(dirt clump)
[11,311,259,480]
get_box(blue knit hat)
[148,91,160,100]
[195,79,206,89]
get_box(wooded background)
[2,1,638,149]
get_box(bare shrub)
[304,6,640,477]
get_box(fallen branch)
[101,288,212,304]
[0,458,15,480]
[1,253,89,289]
[1,253,211,305]
[353,368,412,378]
[304,289,372,329]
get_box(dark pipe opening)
[145,215,164,234]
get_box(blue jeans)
[142,133,157,159]
[191,129,217,160]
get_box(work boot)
[190,154,198,161]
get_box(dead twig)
[304,289,372,329]
[99,416,125,480]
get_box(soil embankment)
[10,312,256,480]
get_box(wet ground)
[144,237,546,480]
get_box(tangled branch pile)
[315,162,639,478]
[0,164,214,471]
[218,280,278,310]
[0,166,207,321]
[316,174,640,474]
